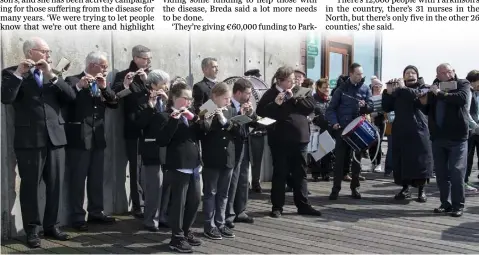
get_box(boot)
[394,185,411,200]
[417,185,427,203]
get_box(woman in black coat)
[382,65,433,203]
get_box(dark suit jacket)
[64,72,117,150]
[1,65,76,149]
[230,101,258,162]
[200,106,240,169]
[134,93,167,166]
[156,109,202,170]
[192,77,216,114]
[112,61,148,139]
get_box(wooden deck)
[2,170,479,254]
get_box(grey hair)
[201,57,217,70]
[85,51,108,67]
[132,45,151,58]
[22,37,43,56]
[436,63,452,73]
[147,69,170,86]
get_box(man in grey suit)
[225,78,255,229]
[1,37,76,248]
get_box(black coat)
[1,66,76,149]
[382,78,433,183]
[423,76,470,142]
[257,85,316,144]
[112,61,148,139]
[192,77,215,114]
[312,93,330,132]
[134,94,168,166]
[155,109,202,170]
[200,106,240,169]
[64,72,117,150]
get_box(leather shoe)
[351,189,362,199]
[434,205,452,213]
[225,221,235,229]
[298,207,322,216]
[72,222,88,232]
[234,216,254,224]
[43,227,69,241]
[88,214,116,224]
[450,209,463,217]
[26,232,41,248]
[329,191,339,200]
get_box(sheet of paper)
[257,117,276,126]
[55,57,71,71]
[230,115,252,125]
[439,81,457,92]
[199,99,217,115]
[311,131,335,161]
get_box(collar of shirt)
[276,86,284,93]
[205,77,216,83]
[231,98,241,112]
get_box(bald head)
[436,63,455,82]
[23,37,51,63]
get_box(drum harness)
[341,92,384,165]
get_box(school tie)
[33,69,42,88]
[91,81,98,95]
[156,97,164,112]
[181,115,189,126]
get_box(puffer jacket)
[325,75,374,128]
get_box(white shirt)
[231,97,241,113]
[206,77,216,83]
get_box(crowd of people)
[2,36,478,253]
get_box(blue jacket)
[326,75,373,128]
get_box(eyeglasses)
[94,63,109,69]
[32,49,52,55]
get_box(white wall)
[381,28,478,84]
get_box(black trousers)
[466,134,479,183]
[310,152,334,178]
[250,134,265,186]
[270,141,310,212]
[16,145,65,233]
[68,148,105,223]
[332,130,361,191]
[168,170,201,239]
[126,138,144,210]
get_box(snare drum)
[341,116,379,152]
[307,124,320,153]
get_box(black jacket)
[256,85,315,144]
[200,106,240,169]
[134,94,168,166]
[155,109,202,170]
[112,61,148,139]
[1,66,76,149]
[64,72,117,150]
[312,93,330,132]
[192,77,215,114]
[423,76,470,142]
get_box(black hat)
[244,69,261,77]
[403,65,419,77]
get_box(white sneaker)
[373,165,383,173]
[465,183,478,193]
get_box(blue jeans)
[432,139,467,210]
[385,136,393,174]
